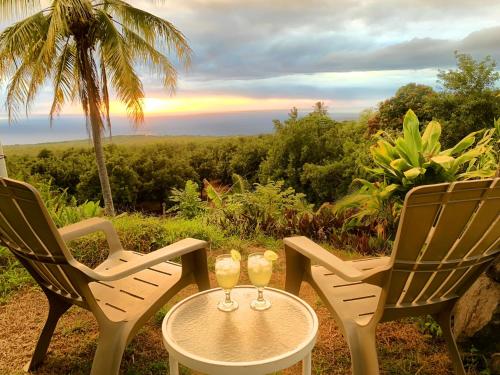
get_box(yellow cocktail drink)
[215,257,240,289]
[248,254,272,287]
[215,252,241,312]
[248,252,276,311]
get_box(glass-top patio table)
[162,286,319,375]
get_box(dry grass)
[0,249,477,375]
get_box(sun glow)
[108,95,316,116]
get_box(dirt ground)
[0,254,471,375]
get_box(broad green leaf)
[403,167,425,180]
[454,147,484,166]
[364,167,385,175]
[421,120,441,154]
[390,158,411,172]
[231,173,248,194]
[379,183,399,198]
[204,181,223,208]
[402,109,423,156]
[371,140,398,166]
[441,135,475,156]
[459,169,496,179]
[431,155,455,170]
[395,137,420,167]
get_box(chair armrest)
[78,238,208,282]
[59,217,123,254]
[284,236,386,282]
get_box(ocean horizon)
[0,110,358,145]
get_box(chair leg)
[433,310,466,375]
[90,324,129,375]
[344,324,380,375]
[24,295,71,371]
[284,245,308,295]
[193,249,210,291]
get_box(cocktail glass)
[247,252,273,310]
[215,254,240,312]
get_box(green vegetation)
[1,52,498,310]
[371,53,500,147]
[260,110,371,202]
[204,178,313,238]
[0,0,192,215]
[335,109,498,238]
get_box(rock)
[454,273,500,341]
[490,353,500,375]
[453,270,500,373]
[486,257,500,283]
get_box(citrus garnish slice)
[230,249,241,261]
[264,250,278,262]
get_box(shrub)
[28,177,103,227]
[168,180,206,219]
[206,177,313,238]
[0,247,32,303]
[69,214,224,268]
[335,109,499,236]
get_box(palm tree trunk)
[90,122,115,216]
[77,42,115,216]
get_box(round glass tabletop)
[163,286,318,364]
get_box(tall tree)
[377,83,436,131]
[431,53,500,145]
[0,0,191,215]
[313,101,328,115]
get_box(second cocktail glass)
[215,254,240,312]
[247,252,273,310]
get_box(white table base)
[167,351,313,375]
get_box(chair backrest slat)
[445,183,500,259]
[392,184,447,263]
[0,188,58,257]
[385,178,500,309]
[0,178,84,302]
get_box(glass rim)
[215,253,239,261]
[247,251,265,258]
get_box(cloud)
[134,0,500,80]
[182,26,500,80]
[1,1,500,118]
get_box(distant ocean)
[0,110,358,145]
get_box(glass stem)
[257,287,264,302]
[225,289,232,305]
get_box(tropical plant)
[168,180,206,219]
[30,177,102,227]
[336,109,498,231]
[205,175,313,237]
[0,0,191,215]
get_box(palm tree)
[313,101,328,115]
[0,0,191,215]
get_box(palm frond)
[121,25,178,93]
[6,58,35,120]
[0,11,47,62]
[100,55,112,136]
[1,14,50,120]
[95,9,144,124]
[0,0,41,21]
[100,0,192,68]
[50,38,77,124]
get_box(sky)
[116,0,500,115]
[1,0,500,142]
